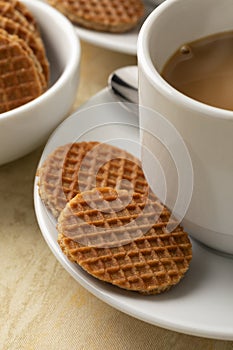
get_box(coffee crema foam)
[161,31,233,111]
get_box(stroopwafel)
[38,142,150,218]
[0,29,45,113]
[0,1,39,36]
[48,0,144,33]
[57,187,192,294]
[6,0,39,34]
[0,15,49,84]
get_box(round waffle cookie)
[0,29,45,113]
[48,0,145,33]
[37,142,151,218]
[57,187,192,294]
[0,15,49,84]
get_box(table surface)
[0,40,232,350]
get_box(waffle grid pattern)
[0,1,38,36]
[63,142,149,197]
[0,1,49,112]
[0,15,49,83]
[0,30,43,113]
[38,142,99,217]
[58,188,192,294]
[38,142,150,218]
[48,0,144,33]
[7,0,39,33]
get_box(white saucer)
[34,88,233,341]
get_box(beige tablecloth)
[0,41,232,350]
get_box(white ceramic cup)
[137,0,233,255]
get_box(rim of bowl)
[137,0,233,121]
[0,0,80,121]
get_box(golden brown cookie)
[0,29,44,113]
[48,0,144,33]
[37,142,150,218]
[0,1,39,36]
[57,187,192,294]
[18,34,47,91]
[0,15,49,84]
[5,0,39,34]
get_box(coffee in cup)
[161,31,233,111]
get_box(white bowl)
[0,0,80,165]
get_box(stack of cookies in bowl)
[0,0,80,166]
[0,0,49,112]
